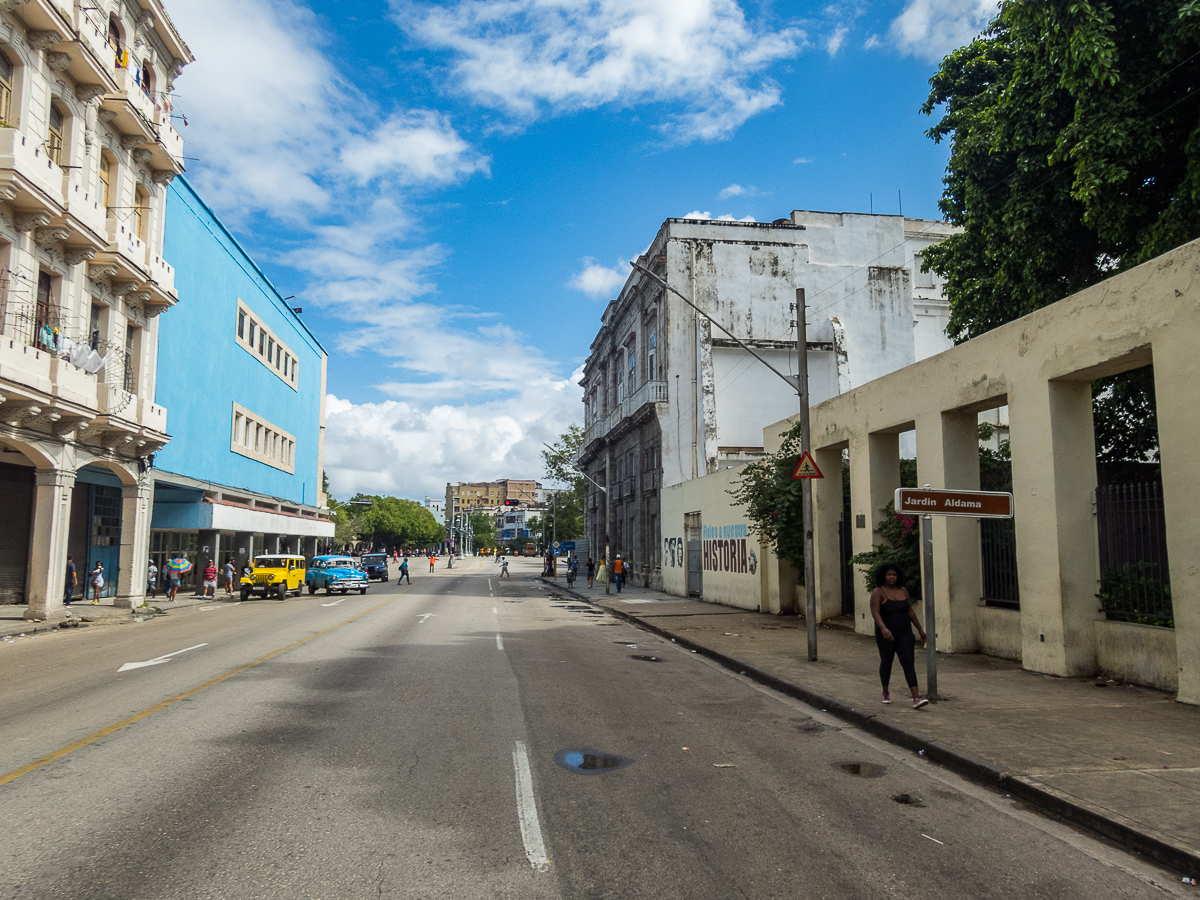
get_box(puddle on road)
[836,762,886,778]
[630,655,663,662]
[796,721,829,735]
[554,748,633,775]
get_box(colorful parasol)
[165,558,193,574]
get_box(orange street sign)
[791,451,823,479]
[894,488,1013,519]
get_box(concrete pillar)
[1009,378,1100,676]
[765,550,799,615]
[812,445,845,621]
[114,480,153,609]
[25,469,76,621]
[848,431,900,634]
[1153,341,1200,704]
[196,529,219,595]
[233,532,253,569]
[302,536,317,565]
[915,410,983,653]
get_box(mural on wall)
[664,537,684,567]
[701,524,755,575]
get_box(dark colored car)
[361,553,389,582]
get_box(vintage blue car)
[305,555,369,595]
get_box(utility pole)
[795,289,817,662]
[605,444,612,595]
[630,260,820,658]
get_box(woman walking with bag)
[869,563,929,709]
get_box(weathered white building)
[577,211,958,589]
[0,0,191,619]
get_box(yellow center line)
[0,582,419,788]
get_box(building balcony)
[581,380,669,452]
[149,119,185,174]
[55,168,109,253]
[96,215,150,281]
[6,0,72,41]
[0,126,66,216]
[100,67,157,144]
[48,32,118,95]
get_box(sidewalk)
[0,591,236,639]
[546,574,1200,878]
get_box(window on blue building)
[238,309,245,339]
[247,319,256,347]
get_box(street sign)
[894,488,1014,518]
[791,451,823,479]
[552,541,560,549]
[558,541,575,552]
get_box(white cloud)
[169,0,577,502]
[863,34,881,50]
[681,210,757,222]
[826,24,849,56]
[569,258,628,299]
[888,0,998,61]
[395,0,805,142]
[793,156,814,164]
[719,183,746,198]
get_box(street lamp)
[630,261,818,661]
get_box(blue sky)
[168,0,996,501]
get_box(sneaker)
[881,693,891,704]
[913,696,930,709]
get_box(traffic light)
[504,499,518,506]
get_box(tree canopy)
[540,425,585,542]
[333,494,445,548]
[921,0,1200,342]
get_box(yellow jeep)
[240,554,306,601]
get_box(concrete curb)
[543,577,1200,879]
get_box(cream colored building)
[661,237,1200,705]
[0,0,191,619]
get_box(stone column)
[25,469,76,621]
[812,445,845,621]
[1009,377,1100,676]
[1152,336,1200,704]
[848,430,900,634]
[302,536,317,565]
[234,532,253,567]
[915,410,983,653]
[115,480,154,609]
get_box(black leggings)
[876,628,918,689]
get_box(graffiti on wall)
[701,524,757,575]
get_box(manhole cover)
[554,748,633,775]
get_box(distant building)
[445,478,540,524]
[423,495,443,516]
[151,177,333,590]
[495,506,535,542]
[577,211,958,590]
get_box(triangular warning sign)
[791,451,823,479]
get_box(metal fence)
[981,517,1020,609]
[1096,481,1173,627]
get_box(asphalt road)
[0,558,1186,899]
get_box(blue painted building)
[151,177,333,589]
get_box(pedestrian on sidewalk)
[88,561,104,605]
[613,554,624,592]
[201,560,218,598]
[398,557,410,584]
[64,555,77,607]
[146,560,158,599]
[168,567,181,603]
[870,563,929,709]
[223,558,235,595]
[586,558,595,589]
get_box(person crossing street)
[398,557,410,584]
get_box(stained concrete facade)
[578,211,957,590]
[0,1,191,619]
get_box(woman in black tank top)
[869,563,929,709]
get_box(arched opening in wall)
[1092,364,1169,628]
[99,151,115,216]
[0,52,14,126]
[0,443,37,604]
[139,59,153,98]
[133,184,148,241]
[107,15,127,68]
[72,463,134,602]
[46,102,64,167]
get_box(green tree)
[922,0,1200,342]
[727,421,808,575]
[469,511,497,550]
[541,425,585,541]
